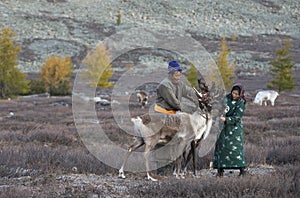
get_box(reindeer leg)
[192,140,197,176]
[176,155,185,179]
[181,141,195,175]
[175,140,189,179]
[119,140,144,179]
[181,150,187,175]
[144,144,158,181]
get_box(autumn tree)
[186,63,198,88]
[216,37,236,91]
[83,44,114,89]
[39,55,73,96]
[268,39,297,92]
[0,26,29,98]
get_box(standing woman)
[213,83,247,177]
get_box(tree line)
[0,26,297,99]
[0,26,113,99]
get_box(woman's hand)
[220,116,226,122]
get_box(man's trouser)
[154,104,176,114]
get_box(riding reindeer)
[118,80,213,181]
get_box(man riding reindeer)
[118,60,212,180]
[153,61,211,176]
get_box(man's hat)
[168,61,182,74]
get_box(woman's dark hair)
[231,83,246,104]
[231,86,241,95]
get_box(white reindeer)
[253,90,279,106]
[118,86,213,181]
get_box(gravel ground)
[0,166,276,197]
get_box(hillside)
[1,0,299,77]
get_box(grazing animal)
[253,90,279,106]
[136,90,148,108]
[119,82,213,181]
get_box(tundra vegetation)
[0,85,299,197]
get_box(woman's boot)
[239,167,246,176]
[216,168,224,177]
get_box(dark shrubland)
[0,89,299,197]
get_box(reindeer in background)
[253,90,279,106]
[136,90,149,109]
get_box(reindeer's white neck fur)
[190,109,211,140]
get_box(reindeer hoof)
[119,174,126,179]
[147,176,158,182]
[147,173,158,181]
[118,171,126,179]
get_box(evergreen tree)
[216,37,236,91]
[268,39,296,92]
[117,8,121,26]
[39,55,73,95]
[83,44,114,89]
[0,26,29,98]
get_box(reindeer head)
[193,79,212,112]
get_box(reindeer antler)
[193,87,203,98]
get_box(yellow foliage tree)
[0,26,29,98]
[39,55,73,95]
[186,63,198,88]
[83,44,114,89]
[216,37,236,91]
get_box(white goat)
[253,90,279,106]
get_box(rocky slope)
[0,0,299,74]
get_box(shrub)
[28,79,46,94]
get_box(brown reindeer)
[118,80,212,181]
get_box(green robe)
[213,94,246,169]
